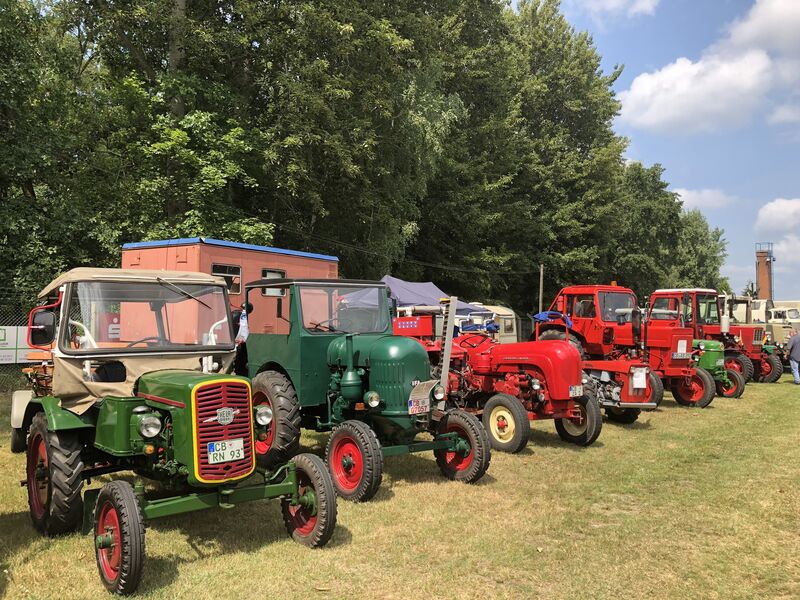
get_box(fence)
[0,295,32,393]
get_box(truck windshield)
[299,284,390,334]
[61,280,234,354]
[696,294,720,324]
[598,292,637,323]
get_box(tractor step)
[612,402,658,409]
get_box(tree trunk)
[168,0,186,119]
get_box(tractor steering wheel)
[126,336,167,348]
[308,318,353,332]
[460,334,490,349]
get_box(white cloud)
[619,0,800,133]
[768,104,800,124]
[674,188,736,210]
[774,234,800,265]
[619,51,772,132]
[566,0,659,18]
[755,198,800,232]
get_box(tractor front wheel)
[648,372,664,407]
[716,368,746,398]
[605,407,640,424]
[555,382,602,446]
[26,412,84,536]
[325,421,383,502]
[757,353,783,383]
[671,368,715,408]
[481,394,530,454]
[434,410,491,483]
[724,352,755,382]
[94,480,146,595]
[282,453,337,548]
[252,371,301,470]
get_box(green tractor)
[692,339,746,399]
[241,278,491,502]
[11,268,337,595]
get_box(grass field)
[1,378,798,600]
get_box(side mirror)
[631,307,642,342]
[29,309,57,347]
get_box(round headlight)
[255,405,274,426]
[431,384,446,401]
[365,391,381,408]
[139,415,162,439]
[698,342,705,350]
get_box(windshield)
[598,292,637,323]
[299,284,390,334]
[696,294,720,325]
[60,281,234,354]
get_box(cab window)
[569,295,596,318]
[650,297,680,321]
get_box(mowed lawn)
[1,378,798,600]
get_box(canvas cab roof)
[39,267,225,298]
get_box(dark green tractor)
[11,268,336,595]
[241,278,491,502]
[692,339,746,398]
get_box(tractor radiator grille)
[753,329,764,345]
[194,381,254,482]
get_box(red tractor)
[540,285,716,409]
[648,288,783,383]
[393,302,652,452]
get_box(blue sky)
[559,0,800,299]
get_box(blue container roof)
[121,237,339,262]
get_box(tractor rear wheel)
[252,370,301,470]
[716,368,746,398]
[481,394,530,454]
[724,352,754,382]
[26,412,84,536]
[671,368,715,408]
[325,421,383,502]
[282,453,337,548]
[94,480,145,595]
[757,353,783,383]
[434,410,491,483]
[648,372,664,407]
[605,407,640,424]
[555,381,602,445]
[537,329,587,359]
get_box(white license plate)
[716,359,725,366]
[672,352,692,360]
[408,396,430,415]
[207,438,245,464]
[569,384,584,398]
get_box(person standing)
[788,329,800,385]
[233,302,253,375]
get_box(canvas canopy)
[39,267,225,298]
[343,275,480,315]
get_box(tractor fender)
[10,389,34,429]
[39,395,95,431]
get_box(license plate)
[408,396,430,415]
[569,384,583,398]
[632,368,648,389]
[715,359,725,366]
[207,438,244,464]
[672,352,692,360]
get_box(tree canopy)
[0,0,728,309]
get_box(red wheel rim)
[287,474,317,536]
[253,392,274,455]
[761,360,772,376]
[724,358,742,373]
[27,432,48,519]
[678,374,705,403]
[331,434,363,492]
[442,424,473,472]
[722,377,738,397]
[97,501,122,582]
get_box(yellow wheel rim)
[489,405,516,443]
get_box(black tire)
[94,481,146,595]
[537,329,587,358]
[554,382,602,446]
[281,453,337,548]
[757,353,783,384]
[648,372,664,408]
[252,370,301,470]
[716,368,746,398]
[26,412,84,536]
[434,410,491,483]
[324,420,383,502]
[11,426,27,453]
[481,394,530,454]
[671,368,715,408]
[605,407,640,424]
[725,351,754,382]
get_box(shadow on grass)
[0,510,39,598]
[603,417,654,431]
[381,452,497,488]
[527,429,605,450]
